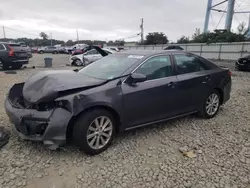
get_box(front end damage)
[5,83,73,149]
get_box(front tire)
[73,109,115,155]
[39,51,44,54]
[73,59,82,66]
[199,90,220,119]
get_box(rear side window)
[174,54,208,74]
[0,44,5,50]
[135,55,173,80]
[87,50,98,55]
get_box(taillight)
[228,70,232,76]
[8,45,14,57]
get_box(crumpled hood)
[23,70,106,103]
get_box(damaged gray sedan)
[5,50,231,155]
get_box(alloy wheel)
[87,116,113,150]
[205,93,219,116]
[75,59,82,66]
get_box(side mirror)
[127,73,147,84]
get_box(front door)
[122,55,179,128]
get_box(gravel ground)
[0,54,250,188]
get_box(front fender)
[73,101,119,116]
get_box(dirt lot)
[0,54,250,188]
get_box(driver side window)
[135,55,173,81]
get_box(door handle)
[202,76,211,84]
[167,82,176,88]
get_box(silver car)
[70,48,115,66]
[38,46,59,54]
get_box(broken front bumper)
[5,99,72,149]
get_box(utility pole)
[50,33,52,46]
[76,30,79,44]
[140,18,144,44]
[2,26,6,38]
[225,0,235,31]
[247,14,250,38]
[204,0,212,33]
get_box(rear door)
[172,53,214,112]
[47,47,55,53]
[122,55,179,127]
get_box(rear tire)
[73,109,115,155]
[53,51,58,54]
[39,51,44,54]
[0,59,6,70]
[199,90,220,119]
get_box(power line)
[0,25,38,37]
[234,14,242,25]
[236,0,249,19]
[238,0,245,7]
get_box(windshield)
[79,54,141,80]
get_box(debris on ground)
[181,151,197,158]
[179,146,189,153]
[0,127,10,149]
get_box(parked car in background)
[0,42,29,70]
[118,47,125,51]
[105,47,120,52]
[71,48,84,56]
[20,44,32,58]
[235,55,250,71]
[38,46,59,54]
[164,45,184,50]
[31,47,38,53]
[72,43,88,49]
[65,46,74,54]
[70,48,115,66]
[5,50,231,154]
[57,46,67,54]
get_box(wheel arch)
[66,105,121,141]
[214,87,224,105]
[71,58,82,66]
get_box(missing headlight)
[36,102,56,111]
[36,100,70,112]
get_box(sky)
[0,0,249,42]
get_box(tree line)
[0,23,249,47]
